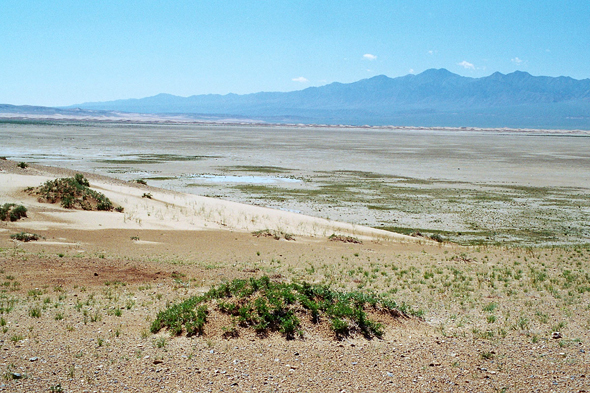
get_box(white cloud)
[292,77,309,83]
[409,68,415,74]
[457,60,475,70]
[363,54,377,61]
[427,50,437,55]
[511,57,523,65]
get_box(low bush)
[328,234,362,244]
[10,232,40,242]
[0,204,27,222]
[252,229,295,241]
[27,174,116,211]
[151,276,416,340]
[429,233,445,243]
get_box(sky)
[1,1,589,107]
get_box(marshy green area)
[231,169,590,246]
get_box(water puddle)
[184,174,302,184]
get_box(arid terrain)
[2,121,590,245]
[1,123,590,392]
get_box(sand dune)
[1,161,417,242]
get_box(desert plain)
[0,121,590,392]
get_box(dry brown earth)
[0,160,589,392]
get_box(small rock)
[29,357,38,362]
[94,273,98,276]
[11,373,22,379]
[387,372,394,377]
[153,360,163,365]
[552,332,562,339]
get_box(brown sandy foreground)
[1,160,589,392]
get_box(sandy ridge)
[0,159,419,242]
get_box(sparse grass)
[151,276,415,340]
[155,337,167,348]
[29,307,42,318]
[480,351,495,360]
[11,334,24,343]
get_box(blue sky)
[1,1,589,106]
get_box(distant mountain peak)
[64,70,590,129]
[419,68,457,76]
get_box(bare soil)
[1,226,590,392]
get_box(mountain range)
[3,69,590,129]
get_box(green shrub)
[74,173,90,187]
[10,232,40,242]
[27,174,115,211]
[17,162,28,169]
[0,204,27,222]
[151,276,414,340]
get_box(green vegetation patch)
[10,232,41,242]
[96,154,217,165]
[221,165,292,174]
[151,276,415,340]
[27,174,115,211]
[0,204,27,222]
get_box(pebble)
[552,332,562,339]
[29,357,38,362]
